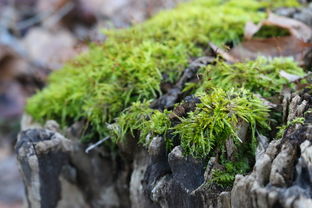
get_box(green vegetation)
[26,0,302,186]
[253,25,291,38]
[261,0,300,8]
[276,117,305,138]
[211,158,250,187]
[194,57,305,97]
[26,0,299,139]
[173,88,269,158]
[108,101,171,144]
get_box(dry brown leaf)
[229,36,312,64]
[244,13,312,41]
[211,13,312,64]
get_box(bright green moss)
[193,57,305,98]
[26,0,272,138]
[110,87,270,160]
[25,0,302,187]
[26,0,300,142]
[107,101,154,142]
[261,0,300,8]
[108,101,171,144]
[173,88,270,158]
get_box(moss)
[26,0,272,139]
[261,0,300,8]
[276,117,305,138]
[210,132,259,187]
[172,88,269,158]
[107,101,154,142]
[25,0,302,187]
[253,25,291,38]
[193,57,305,98]
[211,158,250,187]
[109,101,171,144]
[26,0,301,151]
[26,0,301,139]
[110,88,270,159]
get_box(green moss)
[26,0,278,139]
[173,88,269,158]
[109,101,171,144]
[276,117,305,138]
[211,158,250,187]
[107,101,154,142]
[194,57,305,98]
[261,0,300,8]
[210,134,258,187]
[26,0,301,142]
[254,25,291,38]
[25,0,302,187]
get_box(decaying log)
[15,63,312,208]
[228,91,312,208]
[15,129,74,208]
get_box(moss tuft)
[211,158,250,187]
[173,88,270,158]
[261,0,300,8]
[193,57,305,98]
[109,101,171,144]
[276,117,305,138]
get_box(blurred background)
[0,0,185,207]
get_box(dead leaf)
[245,13,312,42]
[229,36,312,64]
[211,13,312,65]
[244,22,262,40]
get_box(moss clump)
[253,25,291,38]
[108,101,171,144]
[111,88,269,158]
[26,0,299,140]
[276,117,305,138]
[173,88,269,158]
[261,0,300,8]
[109,88,269,186]
[193,57,305,98]
[211,157,250,187]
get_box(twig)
[85,136,110,154]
